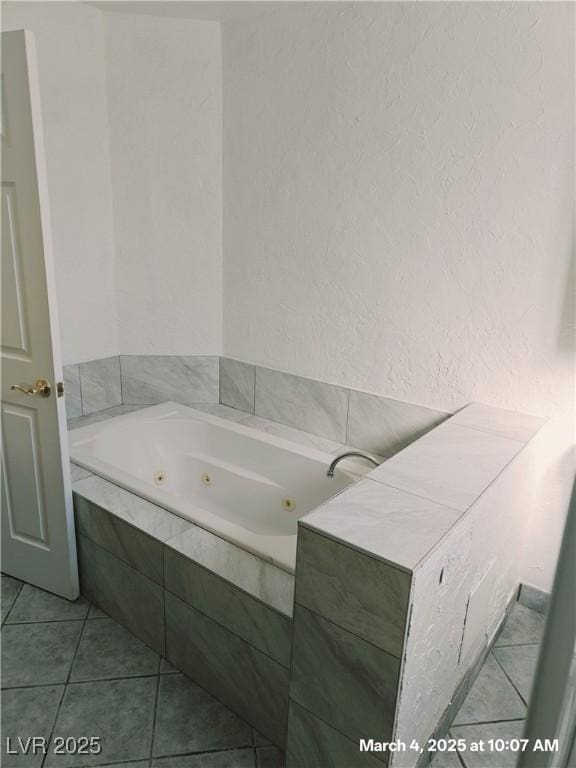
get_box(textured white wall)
[3,2,119,364]
[223,2,575,591]
[104,12,222,355]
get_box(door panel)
[1,29,78,599]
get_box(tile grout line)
[1,577,25,627]
[490,650,532,707]
[39,604,91,768]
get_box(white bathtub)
[69,402,361,571]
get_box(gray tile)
[255,367,349,443]
[164,548,292,667]
[1,685,64,768]
[88,604,108,619]
[302,477,460,572]
[430,751,463,768]
[295,527,410,658]
[453,655,526,725]
[448,403,544,444]
[256,746,284,768]
[220,358,255,414]
[190,402,248,422]
[73,475,192,543]
[494,604,546,647]
[64,364,82,419]
[253,731,272,747]
[68,405,147,430]
[1,573,23,624]
[77,535,165,655]
[79,356,122,415]
[240,414,344,453]
[165,527,294,617]
[347,390,448,458]
[70,462,92,482]
[165,592,289,747]
[153,673,252,757]
[152,750,255,768]
[121,355,219,406]
[7,583,89,623]
[493,645,540,703]
[450,721,525,768]
[518,583,550,615]
[370,423,522,512]
[45,677,157,766]
[70,618,160,681]
[160,658,179,674]
[74,495,164,584]
[286,701,383,768]
[290,605,400,743]
[1,621,83,687]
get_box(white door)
[1,29,78,599]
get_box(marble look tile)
[302,477,461,571]
[73,475,192,542]
[1,621,83,687]
[518,583,550,615]
[240,414,344,453]
[64,364,82,419]
[68,405,147,430]
[256,746,284,768]
[152,751,255,768]
[450,721,525,768]
[70,618,159,681]
[220,358,255,414]
[45,677,157,766]
[253,730,273,747]
[121,355,219,406]
[290,606,400,743]
[286,701,384,768]
[77,535,165,655]
[70,462,92,482]
[453,655,526,725]
[295,528,410,658]
[6,583,89,623]
[164,548,292,667]
[190,402,249,422]
[79,356,121,415]
[1,573,23,624]
[74,495,164,584]
[494,604,546,647]
[370,423,523,512]
[493,645,540,703]
[448,403,544,444]
[1,685,64,768]
[165,592,289,747]
[165,526,294,617]
[153,673,252,757]
[347,390,448,458]
[255,367,349,443]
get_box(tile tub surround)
[72,469,295,747]
[286,403,544,767]
[79,356,122,414]
[67,353,451,458]
[120,355,219,406]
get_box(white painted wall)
[103,11,222,355]
[222,2,575,591]
[3,1,119,364]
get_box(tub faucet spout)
[327,451,380,478]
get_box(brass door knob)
[11,379,51,398]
